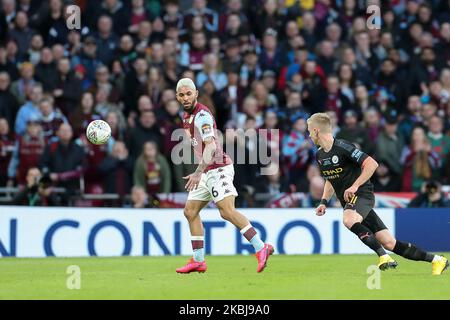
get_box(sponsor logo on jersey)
[351,149,363,161]
[201,123,212,134]
[322,167,343,175]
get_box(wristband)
[320,199,328,206]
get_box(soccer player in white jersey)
[175,78,274,273]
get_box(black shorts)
[342,194,375,218]
[341,194,387,233]
[361,210,388,233]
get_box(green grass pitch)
[1,254,449,299]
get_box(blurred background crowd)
[0,0,449,208]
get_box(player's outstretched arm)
[183,137,217,191]
[343,156,378,202]
[316,180,334,216]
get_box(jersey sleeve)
[194,110,215,141]
[338,140,369,166]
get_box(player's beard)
[183,99,196,113]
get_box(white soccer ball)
[86,120,111,145]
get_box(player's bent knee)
[343,210,363,228]
[219,208,232,221]
[343,212,359,229]
[183,208,199,222]
[381,239,396,251]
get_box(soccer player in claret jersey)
[174,78,274,273]
[307,113,448,275]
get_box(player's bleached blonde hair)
[307,113,332,133]
[176,78,196,92]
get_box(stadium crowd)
[0,0,449,208]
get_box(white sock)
[432,255,442,263]
[191,236,205,262]
[240,225,265,252]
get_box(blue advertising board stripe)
[395,209,450,252]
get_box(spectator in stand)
[130,185,151,208]
[12,167,60,206]
[375,112,404,176]
[353,84,372,115]
[372,160,402,192]
[14,82,42,136]
[147,65,166,108]
[363,107,382,142]
[180,31,209,72]
[0,117,14,186]
[8,11,34,61]
[400,126,441,192]
[183,0,218,33]
[31,0,68,45]
[94,15,119,67]
[221,13,247,47]
[34,47,58,92]
[325,110,340,136]
[10,61,36,106]
[252,0,284,39]
[105,109,127,142]
[123,57,149,116]
[99,0,129,37]
[408,180,450,208]
[94,86,122,120]
[235,96,263,129]
[426,115,450,168]
[98,141,133,201]
[249,80,278,113]
[8,117,45,186]
[114,34,138,75]
[38,95,67,141]
[253,162,285,207]
[127,109,162,160]
[70,92,102,138]
[133,141,171,194]
[39,123,85,200]
[322,75,354,121]
[337,63,356,103]
[259,28,284,74]
[88,64,122,105]
[336,110,374,154]
[159,99,183,156]
[71,36,103,90]
[162,0,183,30]
[398,95,423,145]
[196,53,228,91]
[128,0,152,35]
[127,94,154,129]
[0,71,19,128]
[53,57,83,116]
[316,40,336,76]
[302,175,326,208]
[219,0,248,34]
[239,48,262,89]
[300,59,326,111]
[281,115,314,191]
